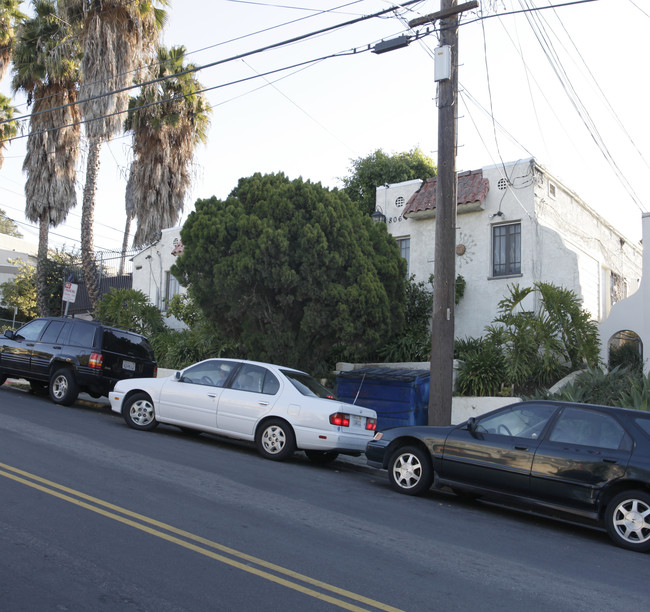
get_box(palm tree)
[0,94,17,169]
[0,0,24,168]
[123,44,210,250]
[0,0,25,80]
[76,0,168,311]
[11,0,81,315]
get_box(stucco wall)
[132,227,186,330]
[451,396,521,424]
[599,213,650,374]
[0,235,38,290]
[379,158,642,340]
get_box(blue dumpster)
[336,367,430,431]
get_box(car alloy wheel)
[388,445,434,496]
[123,392,158,431]
[49,368,79,406]
[255,418,296,461]
[605,490,650,552]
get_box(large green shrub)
[455,282,600,397]
[483,282,600,395]
[456,340,506,397]
[609,340,642,373]
[538,365,649,411]
[96,288,165,338]
[172,173,407,375]
[151,325,238,370]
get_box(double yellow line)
[0,461,402,612]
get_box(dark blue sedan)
[366,400,650,552]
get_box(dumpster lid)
[337,367,429,381]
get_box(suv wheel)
[49,368,79,406]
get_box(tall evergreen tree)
[172,173,407,374]
[342,147,436,216]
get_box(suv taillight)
[366,418,377,431]
[330,412,350,427]
[89,352,103,369]
[153,365,157,378]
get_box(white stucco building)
[600,213,650,374]
[131,227,186,329]
[0,234,38,291]
[376,158,642,340]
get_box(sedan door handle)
[258,401,269,406]
[602,458,618,464]
[207,394,217,398]
[514,446,529,451]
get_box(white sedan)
[109,358,378,462]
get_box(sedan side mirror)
[4,329,15,339]
[467,417,477,433]
[174,371,181,380]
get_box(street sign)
[63,281,78,303]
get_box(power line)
[2,0,424,134]
[9,0,370,114]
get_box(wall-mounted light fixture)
[371,208,387,223]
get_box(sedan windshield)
[281,370,337,399]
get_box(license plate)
[352,415,362,427]
[123,360,136,371]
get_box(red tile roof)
[403,169,490,217]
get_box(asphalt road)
[1,384,649,612]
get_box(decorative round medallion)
[455,231,476,269]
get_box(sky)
[1,0,649,254]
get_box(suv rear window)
[102,328,154,360]
[68,321,98,347]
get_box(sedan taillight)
[366,418,377,431]
[330,412,350,427]
[89,352,103,369]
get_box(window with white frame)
[396,237,410,276]
[164,271,181,310]
[492,223,521,277]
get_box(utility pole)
[409,1,478,425]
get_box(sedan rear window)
[281,370,336,399]
[634,416,650,439]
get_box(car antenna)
[352,372,366,405]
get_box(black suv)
[0,317,157,405]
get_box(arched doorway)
[608,330,643,371]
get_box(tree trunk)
[82,136,102,312]
[119,212,133,276]
[36,210,50,316]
